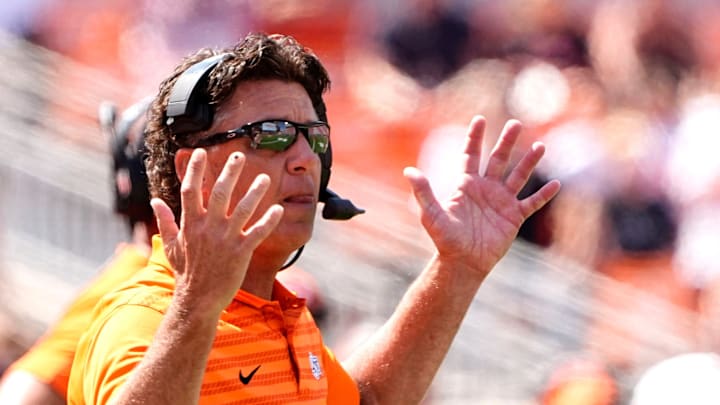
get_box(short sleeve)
[68,304,163,405]
[322,346,360,405]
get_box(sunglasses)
[189,119,330,154]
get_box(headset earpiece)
[319,140,332,199]
[318,141,365,219]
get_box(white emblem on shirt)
[309,352,323,380]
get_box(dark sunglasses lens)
[308,133,329,153]
[255,133,296,151]
[252,121,329,153]
[306,124,329,153]
[253,121,296,151]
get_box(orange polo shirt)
[4,244,148,398]
[67,236,359,405]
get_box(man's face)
[188,79,323,255]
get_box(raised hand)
[404,116,561,279]
[150,148,284,315]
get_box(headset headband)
[166,53,230,134]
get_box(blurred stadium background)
[2,0,720,404]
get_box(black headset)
[165,53,364,221]
[99,96,154,231]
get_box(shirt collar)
[148,235,306,310]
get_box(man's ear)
[175,148,193,182]
[175,148,210,204]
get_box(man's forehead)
[211,80,317,128]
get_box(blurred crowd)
[3,0,720,403]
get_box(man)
[0,97,156,405]
[68,32,560,404]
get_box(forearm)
[109,297,220,405]
[344,254,487,405]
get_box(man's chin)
[266,220,314,250]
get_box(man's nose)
[286,133,318,173]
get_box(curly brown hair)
[144,33,331,219]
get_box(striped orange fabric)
[6,244,148,399]
[67,236,359,405]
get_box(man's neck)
[240,269,278,300]
[241,251,292,300]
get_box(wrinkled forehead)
[211,80,318,131]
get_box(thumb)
[150,198,179,244]
[404,167,441,215]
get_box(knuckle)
[233,202,253,219]
[180,184,197,197]
[211,187,230,203]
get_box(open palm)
[405,116,561,278]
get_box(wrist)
[431,253,492,286]
[170,285,227,325]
